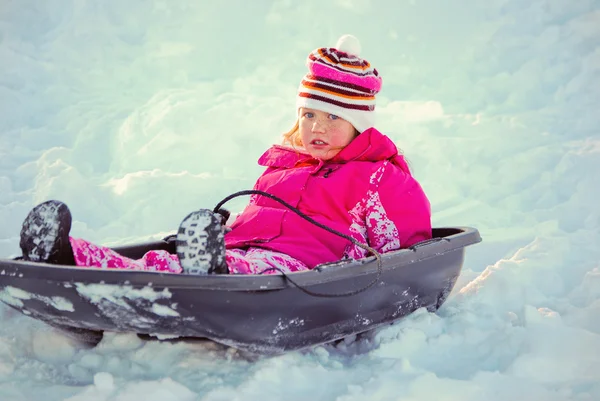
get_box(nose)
[311,119,325,133]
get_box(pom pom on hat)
[296,35,382,133]
[335,34,361,57]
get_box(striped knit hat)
[296,35,382,133]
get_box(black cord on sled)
[214,190,383,298]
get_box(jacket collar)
[258,128,411,174]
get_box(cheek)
[331,128,355,145]
[299,123,310,142]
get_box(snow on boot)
[176,209,228,275]
[20,200,75,265]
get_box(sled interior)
[111,227,470,260]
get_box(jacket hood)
[258,128,410,174]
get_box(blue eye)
[305,112,314,118]
[329,114,339,120]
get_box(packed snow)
[1,0,599,400]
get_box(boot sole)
[176,210,225,274]
[20,200,72,264]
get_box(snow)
[74,283,173,305]
[0,0,599,400]
[0,286,74,312]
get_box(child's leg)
[70,238,182,273]
[226,248,309,275]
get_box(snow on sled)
[0,227,480,354]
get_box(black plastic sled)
[0,227,480,353]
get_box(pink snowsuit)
[71,128,431,274]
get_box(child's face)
[299,108,357,160]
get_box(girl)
[19,35,432,275]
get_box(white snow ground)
[1,0,599,400]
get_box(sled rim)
[0,226,480,291]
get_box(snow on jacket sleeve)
[347,161,432,257]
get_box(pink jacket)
[225,128,432,269]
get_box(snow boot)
[20,200,76,265]
[176,209,228,275]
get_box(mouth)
[310,139,328,146]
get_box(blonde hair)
[282,120,303,148]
